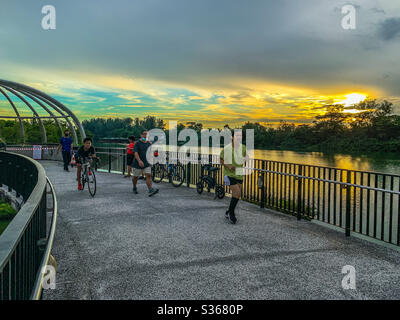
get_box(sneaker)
[229,211,237,224]
[78,183,83,191]
[133,187,138,194]
[148,188,159,196]
[225,210,230,219]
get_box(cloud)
[378,17,400,40]
[1,0,400,126]
[117,94,142,103]
[371,7,386,14]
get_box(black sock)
[228,197,240,214]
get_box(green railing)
[0,151,57,300]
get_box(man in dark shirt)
[132,129,158,196]
[57,130,73,171]
[76,137,97,190]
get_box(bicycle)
[152,159,185,187]
[196,164,225,199]
[79,156,99,197]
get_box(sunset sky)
[1,0,400,128]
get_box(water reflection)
[99,143,400,175]
[254,150,400,175]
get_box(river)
[98,143,400,175]
[253,150,400,175]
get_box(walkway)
[41,161,400,300]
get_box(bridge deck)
[41,161,400,300]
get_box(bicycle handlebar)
[78,156,100,163]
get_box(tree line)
[1,100,399,153]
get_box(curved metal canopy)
[0,80,86,144]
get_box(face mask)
[141,137,147,142]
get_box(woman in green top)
[220,131,248,224]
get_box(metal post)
[8,161,12,192]
[260,161,266,209]
[168,152,172,184]
[122,149,126,175]
[297,165,303,220]
[108,148,111,173]
[345,171,351,237]
[187,160,191,188]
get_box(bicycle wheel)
[171,163,185,187]
[152,163,164,183]
[216,185,225,199]
[81,171,86,190]
[87,168,96,197]
[196,180,204,194]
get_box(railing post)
[168,152,172,184]
[108,148,111,173]
[122,149,126,175]
[40,184,47,239]
[8,161,12,192]
[187,160,191,188]
[345,171,351,237]
[297,165,303,220]
[260,161,266,209]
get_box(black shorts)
[227,176,243,186]
[127,154,134,166]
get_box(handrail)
[0,152,47,270]
[7,144,400,247]
[8,144,400,178]
[0,151,56,300]
[247,167,400,196]
[31,177,58,300]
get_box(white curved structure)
[0,80,86,144]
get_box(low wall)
[6,145,63,161]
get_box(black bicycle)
[196,164,225,199]
[80,156,99,197]
[152,160,185,187]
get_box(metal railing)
[7,145,400,247]
[0,151,57,300]
[249,161,400,246]
[93,147,400,247]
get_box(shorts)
[127,154,134,166]
[225,176,243,186]
[133,167,151,176]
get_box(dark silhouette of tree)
[2,99,399,153]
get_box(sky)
[0,0,400,128]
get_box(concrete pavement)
[41,160,400,300]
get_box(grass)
[0,200,17,236]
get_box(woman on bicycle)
[76,137,98,190]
